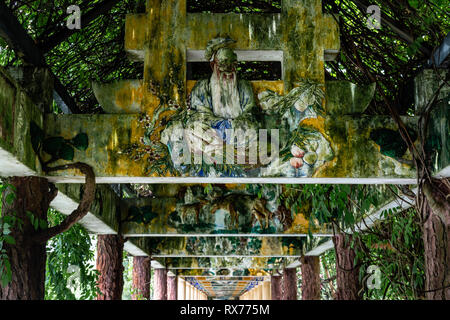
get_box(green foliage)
[323,0,449,115]
[354,208,425,300]
[190,61,282,81]
[122,253,134,300]
[291,183,425,300]
[291,184,383,234]
[320,250,337,300]
[26,211,47,231]
[45,209,99,300]
[1,0,144,113]
[0,183,21,288]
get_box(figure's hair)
[205,37,236,61]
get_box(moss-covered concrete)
[175,270,271,277]
[160,256,298,269]
[93,80,285,113]
[0,67,44,176]
[43,112,423,180]
[325,81,376,115]
[125,0,339,91]
[129,236,328,257]
[416,69,449,176]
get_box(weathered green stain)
[161,256,298,269]
[43,112,423,179]
[129,236,328,256]
[120,183,332,236]
[0,67,44,174]
[325,81,376,115]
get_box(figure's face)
[213,48,238,77]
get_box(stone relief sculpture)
[161,37,334,178]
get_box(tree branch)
[33,162,96,243]
[37,0,122,53]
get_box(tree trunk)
[0,177,53,300]
[132,256,151,300]
[96,234,124,300]
[421,180,450,300]
[167,276,177,300]
[333,234,362,300]
[154,269,167,300]
[271,275,282,300]
[282,268,297,300]
[301,256,321,300]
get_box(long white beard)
[210,68,241,119]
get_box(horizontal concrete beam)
[125,12,339,60]
[42,112,426,183]
[156,257,299,269]
[47,177,419,184]
[172,269,272,277]
[3,65,447,184]
[128,236,330,257]
[121,195,332,236]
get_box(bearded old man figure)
[162,38,260,174]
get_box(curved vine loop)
[33,162,96,243]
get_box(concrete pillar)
[282,268,298,300]
[257,284,263,300]
[301,256,321,300]
[132,256,151,300]
[167,276,177,300]
[333,234,361,300]
[154,269,167,300]
[262,281,271,300]
[178,277,185,300]
[271,275,282,300]
[96,235,124,300]
[6,67,53,113]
